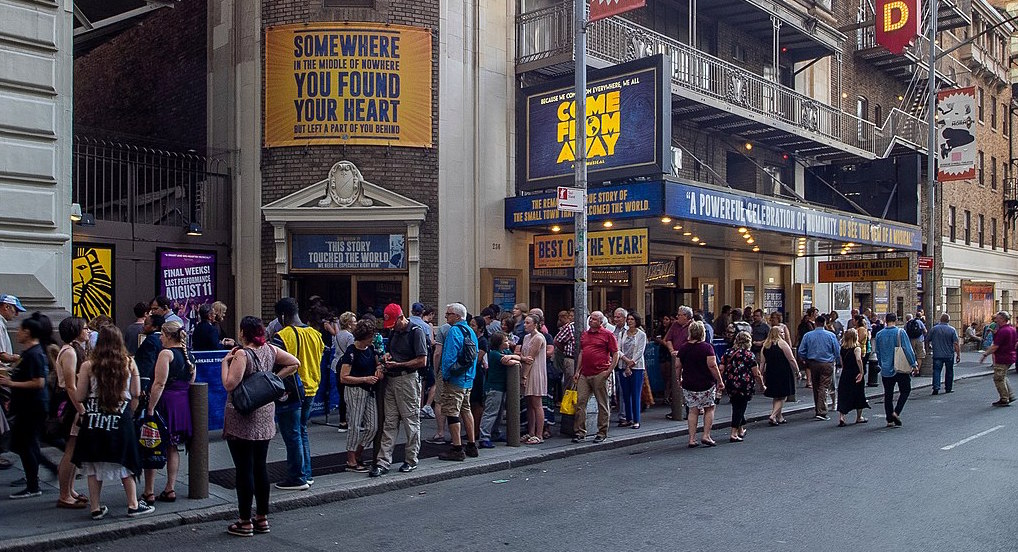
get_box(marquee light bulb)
[661,217,672,223]
[737,227,748,233]
[551,225,561,232]
[692,236,700,242]
[752,246,760,252]
[603,220,614,228]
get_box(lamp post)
[572,0,588,356]
[923,0,938,376]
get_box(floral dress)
[721,348,758,398]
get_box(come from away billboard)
[518,55,670,191]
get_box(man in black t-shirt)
[134,314,165,395]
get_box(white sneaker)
[420,405,435,419]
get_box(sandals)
[701,438,717,447]
[156,490,176,503]
[253,517,271,534]
[140,493,156,504]
[768,417,779,427]
[856,418,869,424]
[345,463,369,473]
[524,436,544,445]
[56,499,87,509]
[227,520,254,537]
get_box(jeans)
[227,439,270,520]
[620,370,643,424]
[932,357,954,392]
[882,373,911,420]
[614,368,628,421]
[479,390,505,441]
[277,396,313,484]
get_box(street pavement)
[0,352,1010,551]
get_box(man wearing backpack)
[271,298,324,490]
[904,313,927,363]
[372,303,429,476]
[437,303,479,462]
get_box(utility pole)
[924,0,938,375]
[572,0,588,351]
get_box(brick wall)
[260,0,441,320]
[73,1,207,149]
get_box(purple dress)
[156,348,193,446]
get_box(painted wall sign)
[72,243,115,322]
[264,23,433,148]
[665,182,923,251]
[505,181,663,228]
[519,55,670,190]
[157,250,217,329]
[936,87,977,182]
[875,0,920,55]
[818,258,910,283]
[533,228,649,269]
[291,234,406,270]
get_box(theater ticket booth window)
[262,161,428,316]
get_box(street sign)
[556,186,585,213]
[918,256,933,270]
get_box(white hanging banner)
[936,87,976,182]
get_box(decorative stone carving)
[318,161,374,208]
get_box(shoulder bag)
[893,329,913,375]
[232,347,286,416]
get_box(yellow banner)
[265,23,432,148]
[817,258,910,283]
[534,229,649,269]
[72,243,115,321]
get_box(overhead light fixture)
[673,225,683,230]
[661,217,672,223]
[840,250,848,255]
[551,225,561,232]
[603,220,614,228]
[70,203,82,222]
[747,238,755,244]
[798,237,807,242]
[842,92,849,99]
[886,248,894,252]
[897,95,904,101]
[683,231,692,236]
[78,213,95,227]
[847,242,856,247]
[752,246,760,252]
[797,252,805,257]
[186,222,203,236]
[691,236,700,242]
[698,242,707,246]
[737,227,747,233]
[744,142,753,151]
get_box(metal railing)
[855,1,967,86]
[72,136,231,234]
[515,4,927,158]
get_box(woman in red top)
[675,321,724,447]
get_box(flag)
[589,0,646,23]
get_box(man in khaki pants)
[981,311,1017,407]
[572,312,619,444]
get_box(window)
[978,88,984,122]
[857,96,869,140]
[965,210,971,245]
[874,104,882,125]
[732,44,747,63]
[992,156,998,190]
[992,218,998,250]
[949,206,957,241]
[991,97,998,129]
[979,214,985,248]
[1004,104,1010,136]
[979,151,985,186]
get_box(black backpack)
[449,325,477,377]
[905,318,923,339]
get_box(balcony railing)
[856,2,967,86]
[72,136,231,235]
[517,4,928,159]
[961,41,1009,85]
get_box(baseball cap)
[0,294,26,313]
[383,303,403,329]
[411,302,425,315]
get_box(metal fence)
[72,136,231,234]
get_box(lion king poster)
[71,243,115,321]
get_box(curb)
[1,368,994,552]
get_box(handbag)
[893,329,913,375]
[232,348,286,415]
[560,385,578,415]
[136,411,169,470]
[275,328,305,406]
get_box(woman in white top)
[73,325,153,520]
[619,313,648,429]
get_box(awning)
[504,179,923,252]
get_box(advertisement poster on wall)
[72,243,115,322]
[874,281,890,317]
[157,250,217,330]
[492,277,517,312]
[961,280,995,327]
[833,282,852,323]
[264,22,433,148]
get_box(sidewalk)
[0,353,997,551]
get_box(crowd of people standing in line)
[2,288,1015,536]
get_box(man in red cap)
[371,303,428,477]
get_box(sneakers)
[398,462,418,473]
[424,435,448,445]
[478,439,495,449]
[815,415,830,421]
[931,389,939,395]
[420,405,436,419]
[592,435,606,444]
[306,478,314,486]
[9,488,41,499]
[274,481,310,491]
[571,436,585,443]
[437,447,466,462]
[991,400,1012,407]
[127,502,156,517]
[91,505,109,520]
[337,422,349,433]
[464,442,479,458]
[368,465,389,478]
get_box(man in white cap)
[0,293,26,470]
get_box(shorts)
[439,384,470,418]
[682,386,717,409]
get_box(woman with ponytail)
[141,321,195,504]
[72,324,152,519]
[0,312,56,499]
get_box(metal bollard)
[506,362,521,447]
[188,382,209,499]
[670,360,685,421]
